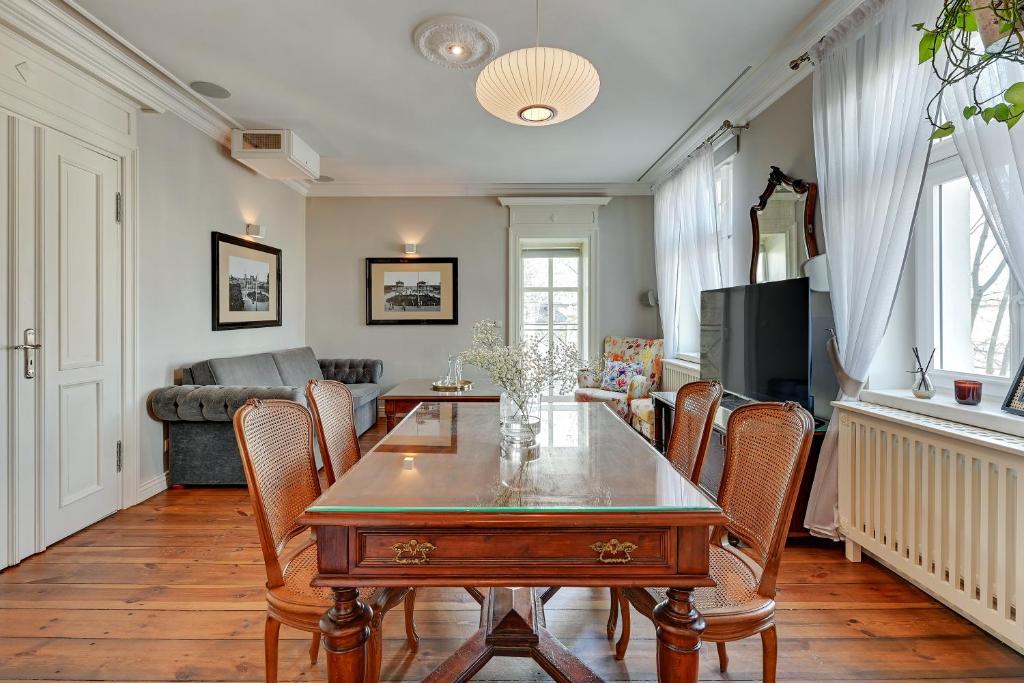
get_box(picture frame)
[1002,357,1024,417]
[365,257,458,325]
[211,231,282,331]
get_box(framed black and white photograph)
[212,232,282,331]
[366,257,458,325]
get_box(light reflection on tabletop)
[308,402,719,513]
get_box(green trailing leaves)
[1005,82,1024,107]
[919,30,942,63]
[931,122,956,139]
[963,105,979,119]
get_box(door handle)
[13,328,40,379]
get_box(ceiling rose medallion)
[413,15,499,70]
[476,0,600,126]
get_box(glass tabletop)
[308,402,719,513]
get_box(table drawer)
[351,527,674,573]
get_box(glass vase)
[912,370,935,399]
[499,392,541,446]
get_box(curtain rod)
[662,120,749,179]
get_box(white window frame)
[502,198,607,364]
[915,147,1024,394]
[519,245,585,359]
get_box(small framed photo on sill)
[365,257,458,325]
[1002,357,1024,417]
[212,231,282,331]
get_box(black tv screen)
[700,278,812,409]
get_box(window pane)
[522,291,549,326]
[552,257,579,288]
[522,257,549,287]
[552,291,579,325]
[937,176,1013,377]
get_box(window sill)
[859,388,1023,439]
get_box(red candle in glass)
[954,380,982,406]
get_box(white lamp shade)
[476,46,599,126]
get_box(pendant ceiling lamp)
[476,0,599,126]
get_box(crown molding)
[640,0,863,185]
[0,0,239,143]
[303,181,652,198]
[498,196,613,206]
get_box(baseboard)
[135,471,170,505]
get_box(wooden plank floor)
[2,423,1023,681]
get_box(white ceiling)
[76,0,822,187]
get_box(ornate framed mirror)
[749,166,819,284]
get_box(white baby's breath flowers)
[460,320,597,418]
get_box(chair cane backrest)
[306,379,361,485]
[717,402,814,597]
[233,399,322,587]
[665,380,723,482]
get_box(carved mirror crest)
[750,166,819,284]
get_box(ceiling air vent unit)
[230,129,320,180]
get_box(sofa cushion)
[207,353,284,386]
[272,347,324,387]
[187,361,216,385]
[348,383,381,408]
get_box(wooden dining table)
[300,401,725,683]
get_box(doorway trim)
[0,21,140,567]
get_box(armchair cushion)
[603,336,664,392]
[600,360,644,393]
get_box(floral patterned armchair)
[575,336,664,440]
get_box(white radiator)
[837,401,1023,653]
[662,359,700,393]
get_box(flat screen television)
[700,278,812,411]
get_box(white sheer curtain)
[804,0,940,539]
[654,145,723,357]
[948,60,1024,289]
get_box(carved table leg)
[321,587,372,683]
[652,587,705,683]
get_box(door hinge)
[116,440,123,473]
[115,192,123,224]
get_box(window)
[520,246,583,362]
[714,160,734,289]
[917,152,1023,386]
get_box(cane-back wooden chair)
[306,379,362,486]
[233,398,416,683]
[614,401,814,683]
[605,380,723,638]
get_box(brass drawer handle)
[590,538,638,564]
[392,539,437,565]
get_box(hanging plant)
[916,0,1024,138]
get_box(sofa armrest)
[148,385,304,422]
[318,358,383,384]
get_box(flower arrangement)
[459,320,596,436]
[916,1,1024,137]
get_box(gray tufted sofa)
[148,347,382,486]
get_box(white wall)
[137,112,306,484]
[305,196,657,389]
[728,75,819,283]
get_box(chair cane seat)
[650,545,771,617]
[271,542,379,610]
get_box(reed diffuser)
[910,346,936,399]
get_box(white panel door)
[41,130,121,545]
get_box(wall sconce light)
[404,243,418,255]
[245,223,264,239]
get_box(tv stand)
[651,390,829,538]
